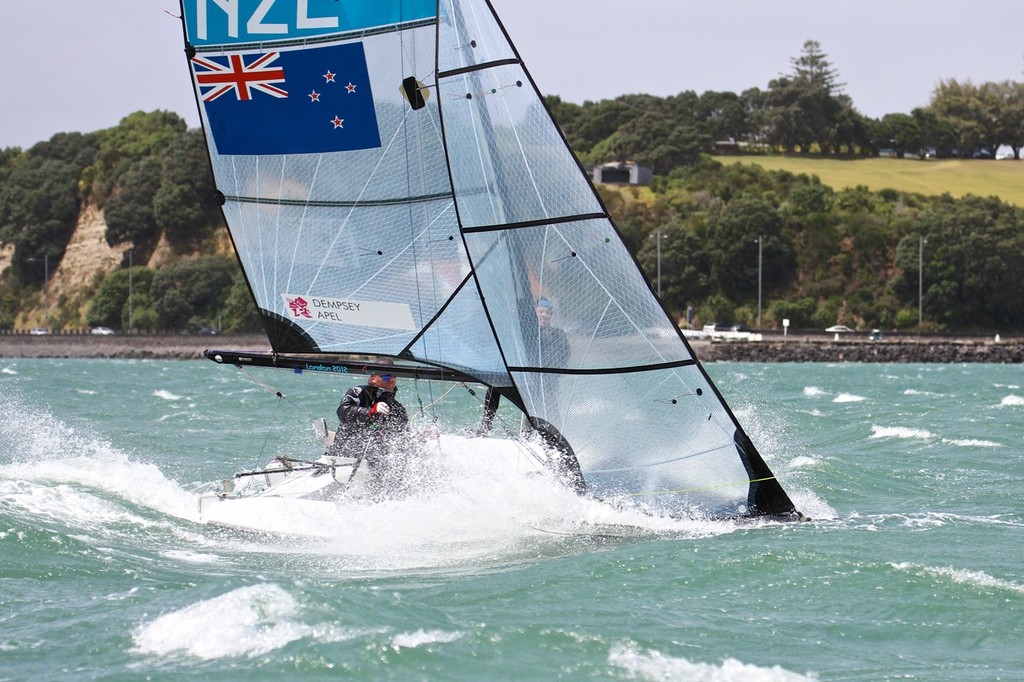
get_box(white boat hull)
[198,433,552,532]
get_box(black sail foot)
[529,418,586,495]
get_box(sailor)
[535,297,569,368]
[333,369,411,495]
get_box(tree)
[150,256,236,331]
[706,197,792,302]
[875,113,923,157]
[154,129,221,250]
[86,266,155,330]
[0,133,99,286]
[103,157,162,247]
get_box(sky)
[3,0,1023,150]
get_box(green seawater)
[1,359,1022,681]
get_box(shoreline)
[2,332,1023,363]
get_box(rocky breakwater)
[0,333,272,360]
[695,337,1024,363]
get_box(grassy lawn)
[716,155,1024,207]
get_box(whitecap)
[608,642,816,681]
[999,395,1024,407]
[1,367,17,375]
[391,629,464,651]
[788,455,818,469]
[941,437,1000,448]
[803,386,826,397]
[152,389,184,401]
[891,562,1024,595]
[833,393,866,403]
[132,584,313,660]
[870,425,933,440]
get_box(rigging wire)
[234,364,317,419]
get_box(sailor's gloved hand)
[369,401,390,419]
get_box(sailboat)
[178,0,802,525]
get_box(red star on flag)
[323,70,336,83]
[308,90,320,102]
[345,82,357,93]
[331,116,344,129]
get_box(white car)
[825,325,854,333]
[90,326,115,335]
[28,327,49,335]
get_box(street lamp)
[754,235,763,329]
[656,225,662,297]
[918,235,926,334]
[27,254,49,330]
[128,249,133,334]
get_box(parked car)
[28,327,49,335]
[868,329,884,341]
[825,325,854,333]
[90,326,115,335]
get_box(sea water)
[1,359,1022,681]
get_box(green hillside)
[718,156,1024,207]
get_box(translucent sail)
[179,0,798,517]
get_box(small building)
[591,161,653,186]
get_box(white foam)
[608,643,817,681]
[802,386,826,397]
[391,629,464,651]
[788,456,818,469]
[833,393,866,403]
[891,562,1024,595]
[133,584,317,659]
[869,425,933,440]
[999,395,1024,407]
[941,438,1000,448]
[0,391,199,523]
[1,367,17,375]
[152,389,184,401]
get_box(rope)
[235,365,317,419]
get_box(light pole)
[27,254,49,330]
[656,225,662,297]
[918,235,926,334]
[128,249,133,334]
[755,235,763,329]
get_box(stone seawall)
[0,333,271,360]
[693,339,1024,363]
[2,333,1023,363]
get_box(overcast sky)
[3,0,1023,150]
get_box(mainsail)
[179,0,799,518]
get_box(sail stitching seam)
[461,212,607,233]
[438,58,520,79]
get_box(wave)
[152,389,184,401]
[803,386,827,397]
[608,642,816,681]
[132,583,362,660]
[833,393,866,403]
[870,425,933,440]
[891,562,1024,595]
[941,437,1000,448]
[1000,395,1024,407]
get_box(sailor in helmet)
[334,365,410,495]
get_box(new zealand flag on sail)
[192,42,381,156]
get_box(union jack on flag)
[192,43,380,156]
[192,52,287,102]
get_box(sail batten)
[179,0,799,518]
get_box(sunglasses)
[379,374,393,382]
